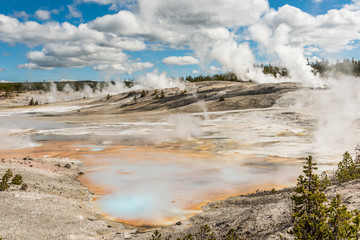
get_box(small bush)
[151,230,162,240]
[160,90,165,99]
[29,97,34,106]
[3,169,13,182]
[0,181,9,191]
[106,94,111,100]
[152,90,158,96]
[20,183,28,191]
[219,96,225,101]
[140,90,146,98]
[11,174,23,185]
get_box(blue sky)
[0,0,359,82]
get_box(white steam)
[296,76,360,156]
[30,70,186,104]
[135,70,186,90]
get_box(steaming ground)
[1,80,359,228]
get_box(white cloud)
[35,10,51,20]
[67,4,82,19]
[162,56,199,66]
[13,11,29,20]
[313,0,322,3]
[82,0,136,11]
[192,70,200,74]
[1,0,360,83]
[208,66,221,74]
[89,11,146,35]
[17,43,153,73]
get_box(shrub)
[2,169,13,182]
[29,97,34,106]
[20,183,28,191]
[11,174,23,185]
[140,90,146,97]
[106,94,111,100]
[160,90,165,99]
[0,181,9,191]
[219,96,225,101]
[152,89,158,96]
[151,230,162,240]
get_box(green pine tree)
[291,156,329,239]
[151,230,162,240]
[336,151,360,183]
[291,155,360,239]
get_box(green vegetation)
[310,58,360,76]
[11,174,23,185]
[335,151,360,183]
[151,230,162,240]
[106,94,111,100]
[160,90,165,99]
[133,95,137,104]
[3,169,13,182]
[149,225,239,240]
[0,169,25,191]
[140,90,146,98]
[219,96,225,102]
[152,89,158,96]
[0,80,134,97]
[262,65,288,77]
[185,72,239,82]
[290,156,360,239]
[0,181,9,191]
[20,183,28,191]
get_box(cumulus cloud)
[162,56,199,66]
[208,66,221,74]
[67,4,82,19]
[82,0,136,11]
[17,43,153,73]
[1,0,360,84]
[35,10,51,20]
[89,11,146,35]
[13,11,29,20]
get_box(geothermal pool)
[0,88,359,225]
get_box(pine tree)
[151,230,162,240]
[291,155,360,239]
[29,97,34,106]
[336,151,360,183]
[291,156,329,239]
[327,195,355,239]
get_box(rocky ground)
[0,157,133,240]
